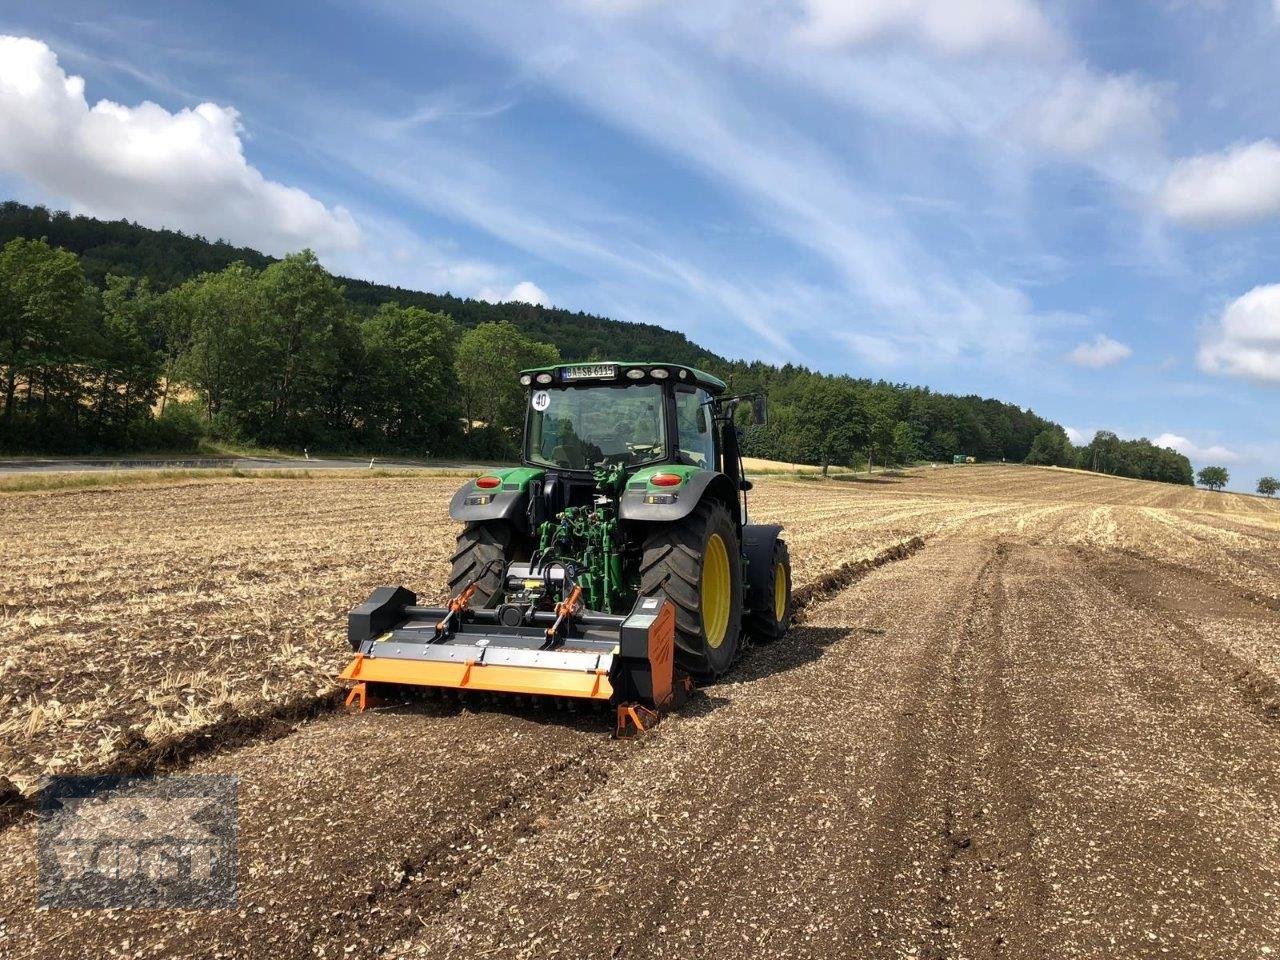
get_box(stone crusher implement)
[340,360,795,734]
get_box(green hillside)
[0,201,717,368]
[0,201,1193,484]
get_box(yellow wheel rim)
[774,561,787,622]
[701,533,731,649]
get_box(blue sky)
[1,1,1278,489]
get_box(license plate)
[562,364,616,380]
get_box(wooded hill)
[0,201,1193,484]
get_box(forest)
[0,202,1193,484]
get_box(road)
[3,527,1278,958]
[0,455,489,474]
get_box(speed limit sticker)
[531,390,551,411]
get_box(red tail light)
[475,476,502,489]
[650,473,683,487]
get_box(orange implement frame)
[613,599,683,738]
[340,652,614,708]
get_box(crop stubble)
[2,466,1278,796]
[2,464,1278,957]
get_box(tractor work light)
[520,375,532,386]
[535,373,554,384]
[475,476,502,489]
[650,473,683,487]
[650,368,670,379]
[677,369,688,379]
[625,368,646,380]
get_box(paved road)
[0,455,490,473]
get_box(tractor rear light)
[625,368,645,380]
[650,368,669,379]
[535,373,553,384]
[650,473,683,487]
[520,375,532,386]
[475,476,502,489]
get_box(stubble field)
[3,463,1280,958]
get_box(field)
[3,463,1280,958]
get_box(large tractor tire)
[640,498,743,681]
[746,537,792,642]
[448,520,520,607]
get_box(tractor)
[341,361,792,730]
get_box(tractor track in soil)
[6,533,1280,959]
[0,540,932,959]
[6,468,1280,959]
[0,535,930,831]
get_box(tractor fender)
[619,470,741,525]
[741,524,784,614]
[448,480,528,524]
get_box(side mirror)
[751,396,768,426]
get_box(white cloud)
[1160,139,1280,228]
[0,35,360,256]
[1151,432,1240,463]
[509,280,550,305]
[1065,334,1133,368]
[1030,69,1166,162]
[1198,283,1280,384]
[1064,426,1086,444]
[794,0,1058,56]
[478,280,551,306]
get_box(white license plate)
[563,364,617,380]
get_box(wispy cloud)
[364,1,1064,369]
[793,0,1059,57]
[1152,432,1240,463]
[1065,334,1133,368]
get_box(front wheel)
[640,499,743,681]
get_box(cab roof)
[519,361,727,395]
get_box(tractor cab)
[520,362,724,473]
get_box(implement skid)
[340,585,681,720]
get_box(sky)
[0,1,1278,490]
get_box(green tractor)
[342,361,792,723]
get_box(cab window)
[675,387,716,468]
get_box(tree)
[1258,476,1278,497]
[94,274,162,442]
[360,303,460,446]
[455,322,559,442]
[256,251,347,443]
[788,377,866,476]
[1197,466,1229,491]
[0,237,95,447]
[172,262,266,426]
[1025,426,1073,467]
[890,420,922,466]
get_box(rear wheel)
[746,538,792,642]
[449,521,519,607]
[640,499,743,681]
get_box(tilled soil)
[4,525,1280,958]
